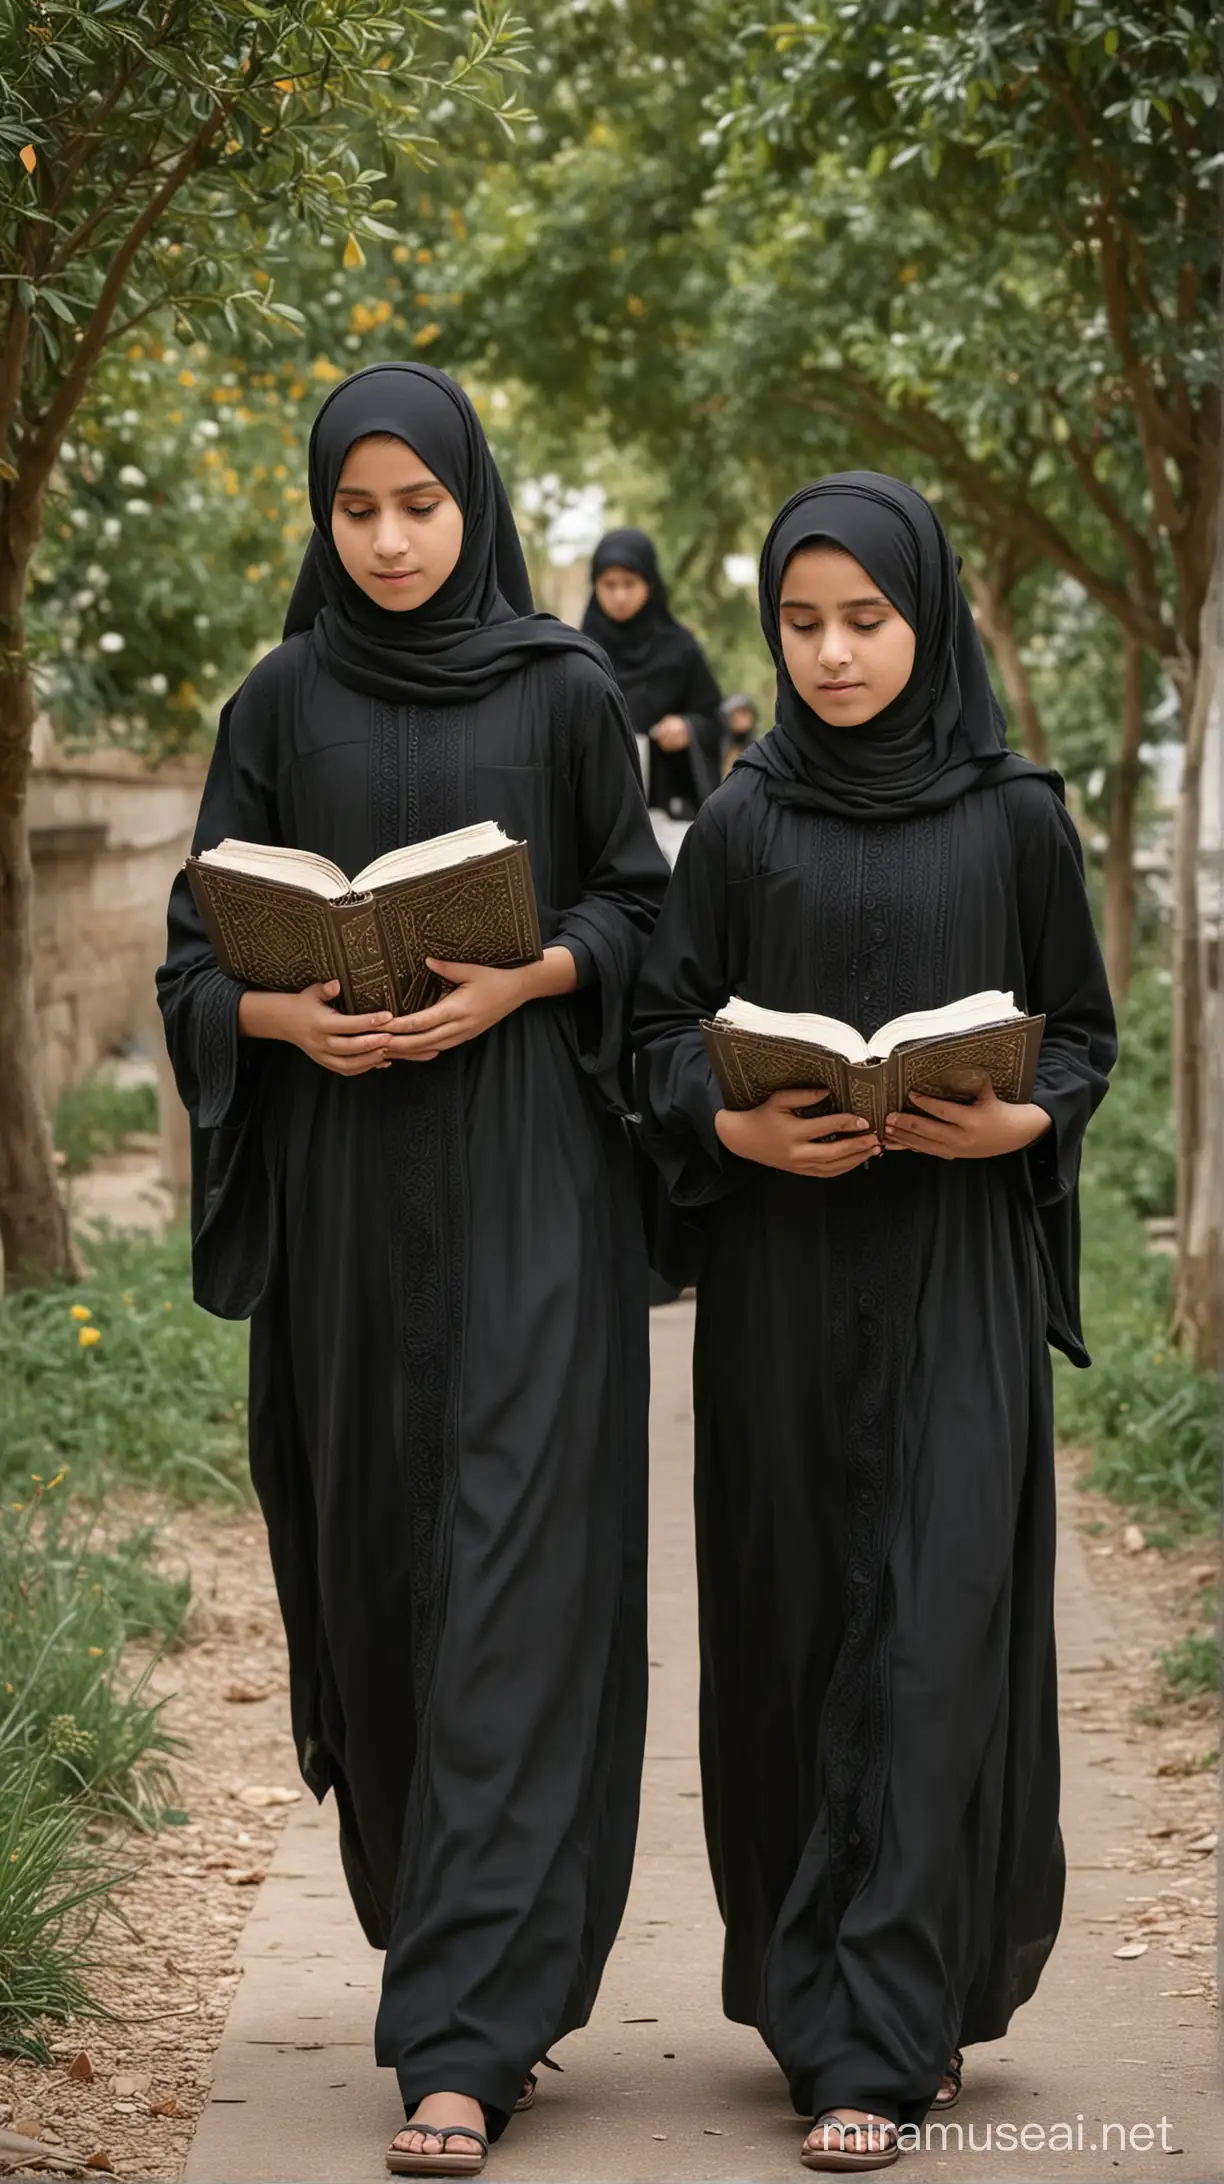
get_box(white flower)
[61,441,76,463]
[118,465,146,487]
[193,612,210,630]
[186,493,204,512]
[146,672,168,696]
[98,631,125,654]
[72,590,95,611]
[196,420,220,440]
[124,497,152,515]
[70,508,90,530]
[201,662,217,678]
[121,408,140,425]
[85,563,109,585]
[101,517,121,539]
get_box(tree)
[0,0,528,1288]
[427,0,1220,1358]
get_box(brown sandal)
[801,2112,900,2173]
[933,2048,963,2110]
[386,2123,488,2176]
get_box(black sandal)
[801,2113,900,2172]
[386,2122,489,2176]
[514,2052,562,2112]
[933,2049,963,2111]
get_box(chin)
[808,697,877,727]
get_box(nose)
[817,620,853,671]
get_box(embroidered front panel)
[808,811,952,1919]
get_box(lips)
[819,680,863,694]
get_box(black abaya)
[159,636,667,2127]
[582,528,724,816]
[633,765,1116,2125]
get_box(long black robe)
[633,633,724,817]
[158,633,668,2126]
[633,764,1115,2125]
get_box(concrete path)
[186,1302,1221,2183]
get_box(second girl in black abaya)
[634,473,1116,2172]
[159,365,668,2176]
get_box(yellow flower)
[343,233,366,270]
[78,1326,101,1348]
[88,1646,104,1657]
[288,381,306,401]
[70,1303,91,1322]
[413,323,441,349]
[392,244,412,264]
[273,464,288,481]
[10,1503,22,1512]
[245,564,265,582]
[163,1301,174,1312]
[169,409,184,425]
[274,78,294,94]
[179,369,195,387]
[449,209,467,240]
[222,468,239,496]
[626,295,646,317]
[127,343,144,360]
[417,247,433,264]
[309,357,344,383]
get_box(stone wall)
[29,750,205,1146]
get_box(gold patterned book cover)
[186,823,542,1016]
[701,992,1044,1139]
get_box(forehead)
[597,562,648,581]
[780,545,879,599]
[334,434,441,490]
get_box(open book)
[187,821,541,1017]
[702,990,1044,1137]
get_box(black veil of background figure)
[582,527,724,818]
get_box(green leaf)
[1103,27,1120,55]
[42,291,76,324]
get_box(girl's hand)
[650,713,691,752]
[383,948,579,1061]
[238,981,393,1076]
[884,1081,1052,1160]
[715,1088,881,1177]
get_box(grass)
[0,1488,187,2061]
[53,1072,159,1175]
[0,1225,250,1505]
[0,1493,184,1827]
[1157,1629,1221,1701]
[1055,971,1221,1526]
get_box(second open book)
[702,991,1044,1137]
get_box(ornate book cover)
[186,840,542,1016]
[701,1015,1045,1137]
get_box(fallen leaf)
[85,2154,115,2174]
[68,2051,96,2084]
[19,145,36,174]
[0,2127,84,2171]
[11,2116,43,2143]
[223,1683,273,1704]
[1113,1941,1148,1958]
[236,1784,300,1808]
[1122,1524,1146,1553]
[149,2099,179,2119]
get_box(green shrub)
[1085,970,1176,1220]
[1057,1176,1220,1520]
[0,1494,182,1828]
[1157,1630,1221,1701]
[53,1072,159,1175]
[0,1748,128,2063]
[0,1226,249,1503]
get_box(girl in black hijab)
[158,364,668,2176]
[582,527,724,850]
[634,473,1116,2170]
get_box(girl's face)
[595,565,650,622]
[728,706,756,740]
[778,546,916,726]
[331,434,464,611]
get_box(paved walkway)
[186,1303,1221,2182]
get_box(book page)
[866,990,1020,1059]
[197,840,351,900]
[354,822,515,892]
[715,996,868,1065]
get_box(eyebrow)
[334,477,442,499]
[780,593,891,611]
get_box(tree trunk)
[1171,569,1221,1370]
[0,648,76,1289]
[1103,631,1145,1004]
[968,565,1051,766]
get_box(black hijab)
[744,471,1051,819]
[282,362,606,703]
[580,527,697,735]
